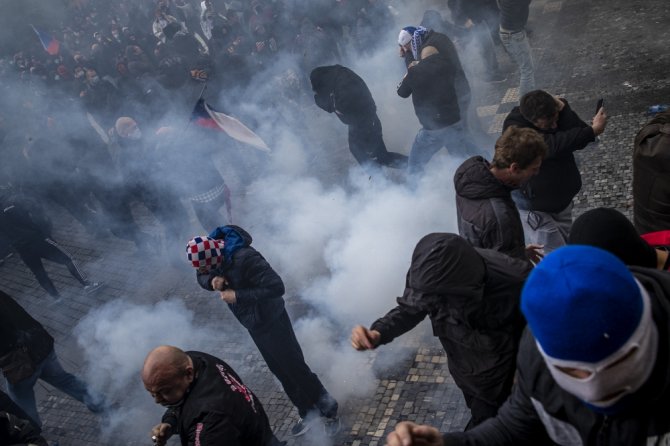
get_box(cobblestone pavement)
[1,0,669,444]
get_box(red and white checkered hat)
[186,236,224,270]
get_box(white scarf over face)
[538,280,658,408]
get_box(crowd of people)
[2,0,670,445]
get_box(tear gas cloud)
[1,0,480,440]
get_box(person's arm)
[196,271,215,291]
[542,99,607,157]
[154,409,179,446]
[397,69,414,98]
[370,298,428,345]
[232,250,285,306]
[386,421,444,446]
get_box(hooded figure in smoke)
[186,226,340,437]
[310,64,408,173]
[351,233,531,429]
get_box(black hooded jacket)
[454,156,526,259]
[371,234,531,404]
[397,53,460,129]
[503,99,595,212]
[196,226,285,333]
[161,352,275,446]
[310,65,377,126]
[443,266,670,445]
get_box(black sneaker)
[323,416,341,437]
[290,417,317,437]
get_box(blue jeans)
[408,121,479,176]
[499,30,535,97]
[6,349,102,426]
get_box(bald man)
[142,346,283,446]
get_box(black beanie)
[568,207,657,268]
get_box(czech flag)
[31,25,60,56]
[191,98,270,152]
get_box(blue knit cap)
[521,245,643,362]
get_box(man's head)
[85,68,99,85]
[142,346,194,407]
[521,246,658,411]
[569,207,657,268]
[490,126,547,187]
[186,236,224,272]
[520,90,560,130]
[397,26,416,56]
[115,116,141,140]
[403,233,486,308]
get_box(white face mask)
[540,281,658,408]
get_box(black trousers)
[348,115,408,170]
[249,309,337,419]
[15,239,88,296]
[438,336,516,429]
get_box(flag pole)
[184,81,208,134]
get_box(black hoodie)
[371,234,531,409]
[503,100,595,212]
[196,226,285,333]
[310,64,377,126]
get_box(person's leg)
[249,310,334,418]
[366,115,408,169]
[39,349,104,412]
[499,30,535,97]
[5,355,46,427]
[40,238,89,286]
[461,392,500,430]
[553,202,574,244]
[473,21,502,80]
[16,244,60,297]
[441,121,482,159]
[408,128,444,176]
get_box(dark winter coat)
[161,351,275,446]
[503,99,595,213]
[397,54,460,129]
[310,64,377,126]
[0,196,52,248]
[370,234,531,409]
[633,111,670,234]
[497,0,531,32]
[442,266,670,446]
[0,290,54,368]
[419,30,471,103]
[454,156,527,259]
[196,226,285,333]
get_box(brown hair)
[520,90,559,123]
[492,126,548,169]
